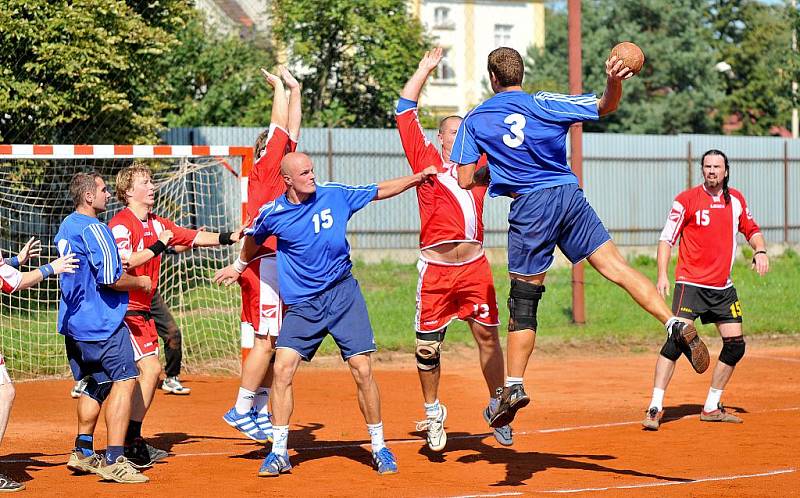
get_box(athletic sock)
[75,434,94,457]
[272,425,289,455]
[254,388,270,416]
[367,422,386,453]
[234,387,256,415]
[505,376,524,388]
[703,387,723,412]
[125,420,142,445]
[423,399,441,419]
[106,446,124,465]
[649,388,665,411]
[488,396,499,413]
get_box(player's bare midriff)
[421,240,482,264]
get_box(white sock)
[704,387,723,413]
[234,387,255,414]
[272,425,289,455]
[664,317,679,334]
[424,399,441,419]
[489,397,499,412]
[254,388,270,415]
[367,422,386,453]
[505,376,523,388]
[649,388,665,411]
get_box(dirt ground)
[3,339,798,497]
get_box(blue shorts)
[508,183,611,275]
[65,322,138,399]
[277,275,376,361]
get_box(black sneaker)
[124,437,154,469]
[488,385,530,428]
[670,322,710,374]
[0,473,24,492]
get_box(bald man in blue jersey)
[452,47,710,429]
[215,152,437,478]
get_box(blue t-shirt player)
[216,152,437,477]
[452,47,702,432]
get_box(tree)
[271,0,429,127]
[525,0,725,134]
[0,0,195,144]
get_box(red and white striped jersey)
[396,106,487,249]
[660,185,761,289]
[248,124,297,256]
[110,208,199,311]
[0,250,22,294]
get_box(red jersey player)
[110,164,244,467]
[222,65,301,444]
[396,48,508,451]
[643,149,769,430]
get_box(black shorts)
[671,284,743,324]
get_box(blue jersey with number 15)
[451,90,599,198]
[245,182,378,305]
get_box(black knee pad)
[659,336,684,361]
[719,335,745,366]
[415,329,446,371]
[83,377,112,404]
[507,280,545,332]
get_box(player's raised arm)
[281,66,302,142]
[401,48,443,102]
[6,251,78,293]
[261,68,288,130]
[597,56,632,117]
[375,166,438,201]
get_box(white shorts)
[0,356,11,385]
[239,255,282,348]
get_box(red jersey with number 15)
[659,185,760,289]
[396,105,488,249]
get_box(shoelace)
[415,416,443,431]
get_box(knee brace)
[719,335,745,366]
[507,280,545,332]
[83,377,112,404]
[415,329,445,371]
[659,336,684,361]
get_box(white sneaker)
[161,376,191,395]
[415,404,447,452]
[484,406,513,446]
[70,378,89,399]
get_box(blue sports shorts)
[507,183,611,275]
[277,275,376,361]
[65,321,138,399]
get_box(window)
[434,48,456,82]
[434,7,454,29]
[494,24,513,47]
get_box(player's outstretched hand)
[260,68,284,89]
[419,47,444,72]
[656,275,670,298]
[418,165,438,184]
[51,252,79,275]
[605,56,633,81]
[752,252,769,276]
[159,229,174,244]
[17,237,42,265]
[136,276,152,293]
[280,66,300,90]
[213,265,240,286]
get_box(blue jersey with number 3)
[245,182,378,304]
[451,90,599,197]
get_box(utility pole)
[568,0,585,324]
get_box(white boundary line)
[750,354,800,363]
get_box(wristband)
[752,250,767,264]
[233,257,248,274]
[219,231,235,245]
[38,263,54,279]
[8,256,19,268]
[148,240,167,256]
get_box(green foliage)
[271,0,429,127]
[526,0,725,134]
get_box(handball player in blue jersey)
[452,47,710,429]
[214,152,437,477]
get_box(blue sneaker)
[258,452,291,477]
[251,409,274,442]
[223,407,270,444]
[372,447,398,475]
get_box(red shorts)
[125,314,158,361]
[415,254,500,332]
[239,255,282,347]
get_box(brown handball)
[610,42,645,75]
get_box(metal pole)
[327,128,334,182]
[793,0,798,138]
[785,141,790,244]
[686,141,693,190]
[568,0,585,325]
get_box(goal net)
[0,145,253,379]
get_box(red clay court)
[4,341,798,497]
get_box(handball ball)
[610,42,644,75]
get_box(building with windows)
[195,0,269,37]
[408,1,545,117]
